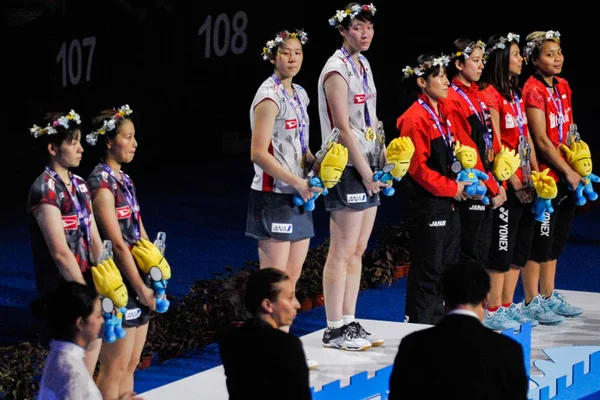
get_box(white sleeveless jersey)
[250,76,310,193]
[318,49,378,167]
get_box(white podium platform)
[139,319,430,399]
[139,290,600,399]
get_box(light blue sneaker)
[521,295,565,325]
[506,303,539,327]
[543,290,584,317]
[483,306,521,331]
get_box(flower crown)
[402,54,450,79]
[29,110,81,138]
[523,30,561,63]
[328,3,376,27]
[261,30,308,61]
[453,40,486,60]
[484,32,520,62]
[86,104,133,146]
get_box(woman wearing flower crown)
[27,111,104,375]
[246,29,320,369]
[85,106,155,398]
[520,30,584,321]
[396,54,470,325]
[479,33,564,330]
[444,39,515,294]
[317,2,385,351]
[247,28,315,290]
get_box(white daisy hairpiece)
[484,32,520,63]
[29,110,81,138]
[402,54,450,79]
[86,104,133,146]
[453,40,486,60]
[261,29,308,61]
[328,3,376,27]
[523,30,561,64]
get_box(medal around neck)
[365,126,376,141]
[451,160,463,174]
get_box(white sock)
[327,319,344,329]
[342,315,355,325]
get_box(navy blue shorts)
[324,166,380,212]
[121,279,151,329]
[245,189,314,241]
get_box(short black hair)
[401,53,446,101]
[32,111,82,164]
[441,262,490,309]
[30,281,98,341]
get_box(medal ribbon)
[417,98,456,161]
[100,163,141,241]
[546,85,565,144]
[340,46,372,130]
[45,167,92,249]
[508,91,532,186]
[450,83,493,152]
[271,73,308,156]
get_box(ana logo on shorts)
[271,223,293,233]
[125,308,142,321]
[347,193,367,203]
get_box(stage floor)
[139,289,600,399]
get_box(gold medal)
[365,126,375,141]
[300,154,307,169]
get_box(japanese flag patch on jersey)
[505,114,515,129]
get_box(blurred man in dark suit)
[389,262,528,399]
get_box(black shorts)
[324,166,380,212]
[529,182,577,263]
[121,280,151,329]
[245,189,314,242]
[488,189,535,272]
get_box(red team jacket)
[445,79,501,196]
[522,75,574,182]
[396,94,458,216]
[479,85,530,185]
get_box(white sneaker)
[306,358,318,370]
[322,325,372,351]
[348,321,384,347]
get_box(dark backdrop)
[2,1,596,207]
